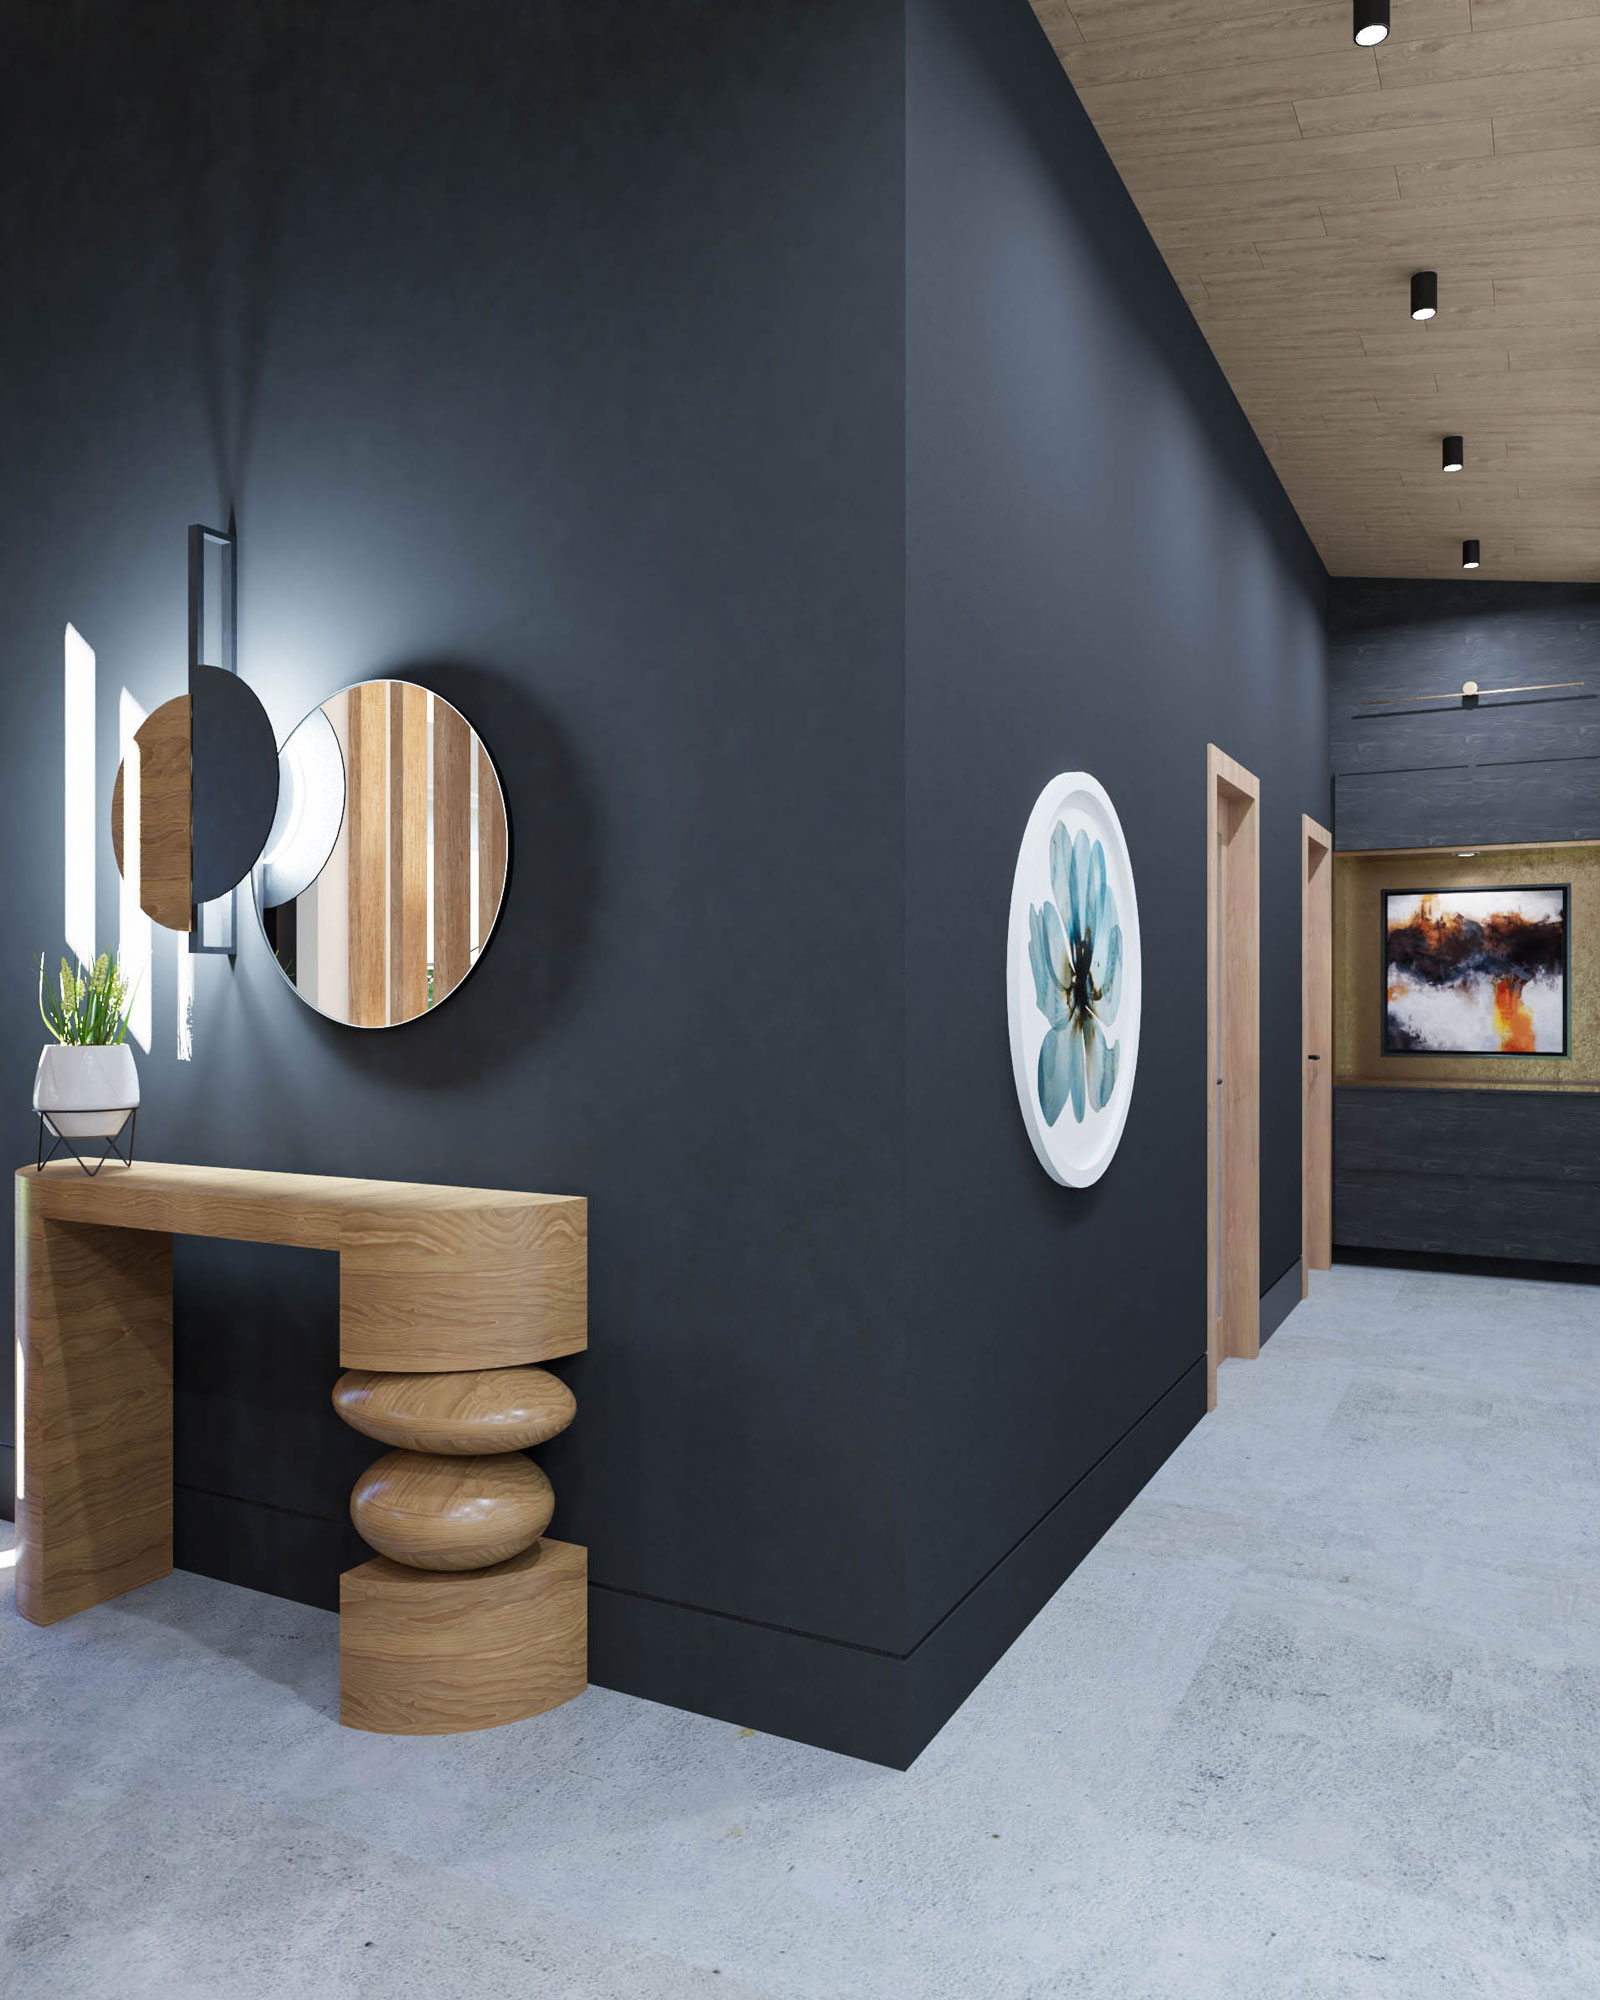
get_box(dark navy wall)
[0,0,912,1753]
[898,0,1328,1732]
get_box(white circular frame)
[1006,772,1142,1187]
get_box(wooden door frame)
[1301,814,1334,1298]
[1206,745,1260,1412]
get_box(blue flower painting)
[1027,824,1123,1125]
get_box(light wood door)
[1301,816,1334,1298]
[1206,745,1260,1412]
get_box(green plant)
[38,951,136,1047]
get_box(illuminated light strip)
[63,625,96,969]
[1357,678,1587,709]
[176,930,194,1062]
[119,690,153,1053]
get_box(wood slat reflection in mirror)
[348,681,389,1028]
[434,697,471,997]
[389,681,429,1021]
[478,739,507,951]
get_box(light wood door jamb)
[1206,745,1260,1412]
[1301,814,1334,1298]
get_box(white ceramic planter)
[33,1043,140,1140]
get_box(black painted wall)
[0,0,910,1753]
[896,0,1327,1734]
[1330,579,1600,1265]
[2,0,1329,1765]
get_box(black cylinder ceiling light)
[1353,0,1390,45]
[1411,270,1438,320]
[1443,435,1464,472]
[1463,539,1481,569]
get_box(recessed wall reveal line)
[1353,0,1390,45]
[1410,270,1438,321]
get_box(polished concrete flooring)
[5,1261,1600,1998]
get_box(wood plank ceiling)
[1030,0,1600,580]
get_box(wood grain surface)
[340,1536,586,1734]
[433,696,471,999]
[1034,2,1600,579]
[477,739,508,947]
[1302,815,1334,1293]
[18,1162,587,1369]
[14,1197,173,1626]
[333,1364,575,1454]
[1206,744,1261,1408]
[1336,1081,1600,1262]
[347,680,390,1027]
[113,695,192,932]
[350,1448,555,1569]
[389,680,430,1022]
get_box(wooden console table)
[13,1161,587,1735]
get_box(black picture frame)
[1382,883,1571,1058]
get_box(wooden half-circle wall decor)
[110,695,192,932]
[333,1365,575,1455]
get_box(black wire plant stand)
[36,1106,138,1177]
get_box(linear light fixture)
[118,688,153,1054]
[1356,677,1586,709]
[1411,271,1438,320]
[1463,538,1480,568]
[1443,435,1464,472]
[1353,1,1390,44]
[63,624,96,971]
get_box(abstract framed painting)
[1383,885,1569,1057]
[1006,772,1142,1186]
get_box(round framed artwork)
[1006,772,1142,1187]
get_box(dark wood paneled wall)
[1335,1087,1600,1266]
[1331,580,1600,852]
[1331,580,1600,1263]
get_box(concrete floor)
[5,1261,1600,1999]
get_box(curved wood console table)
[13,1161,587,1735]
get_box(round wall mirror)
[255,680,509,1027]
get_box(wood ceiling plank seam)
[1122,118,1496,193]
[1090,102,1305,166]
[1470,0,1600,25]
[1396,140,1600,195]
[1321,190,1600,237]
[1062,4,1471,86]
[1073,48,1381,127]
[1295,62,1600,138]
[1137,164,1402,219]
[1492,109,1600,153]
[1069,0,1370,42]
[1375,14,1600,88]
[1031,0,1084,49]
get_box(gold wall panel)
[1334,840,1600,1092]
